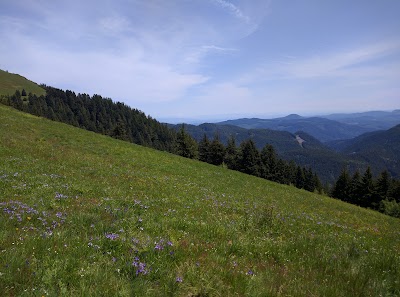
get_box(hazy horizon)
[1,0,399,120]
[158,109,399,125]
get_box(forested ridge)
[1,88,323,191]
[2,86,176,151]
[1,87,399,217]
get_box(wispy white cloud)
[201,45,237,52]
[184,45,237,65]
[239,41,400,85]
[210,0,251,24]
[1,0,397,119]
[0,18,209,104]
[0,1,216,105]
[37,48,208,103]
[228,40,400,116]
[282,41,400,79]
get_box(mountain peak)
[283,114,302,120]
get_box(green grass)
[0,104,399,296]
[0,69,46,97]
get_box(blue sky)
[1,0,399,122]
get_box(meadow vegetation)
[0,70,45,97]
[0,104,399,296]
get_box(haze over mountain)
[216,114,394,142]
[172,115,400,183]
[169,123,354,183]
[322,110,400,131]
[1,68,399,184]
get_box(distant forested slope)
[1,85,176,152]
[330,125,400,178]
[218,115,373,142]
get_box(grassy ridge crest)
[0,69,46,97]
[0,104,399,296]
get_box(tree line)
[2,88,399,217]
[331,167,400,217]
[2,88,323,194]
[175,126,323,194]
[2,87,176,151]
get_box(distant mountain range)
[169,123,351,183]
[1,68,399,185]
[171,115,400,183]
[323,110,400,131]
[217,111,400,143]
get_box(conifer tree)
[287,160,297,186]
[260,144,277,181]
[10,90,24,111]
[209,134,225,165]
[348,170,363,205]
[198,134,210,163]
[376,170,391,202]
[111,119,129,141]
[304,168,316,192]
[223,135,237,170]
[237,139,261,177]
[313,173,323,193]
[360,167,375,208]
[295,166,305,189]
[388,179,400,203]
[175,125,198,159]
[274,159,287,184]
[331,167,351,201]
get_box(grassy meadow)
[0,104,399,296]
[0,70,46,97]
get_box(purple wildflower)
[136,262,148,275]
[176,276,183,283]
[247,269,254,276]
[105,233,119,240]
[55,192,68,199]
[132,259,149,275]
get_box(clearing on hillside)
[0,104,399,296]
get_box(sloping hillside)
[0,69,45,96]
[330,124,400,178]
[1,104,399,296]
